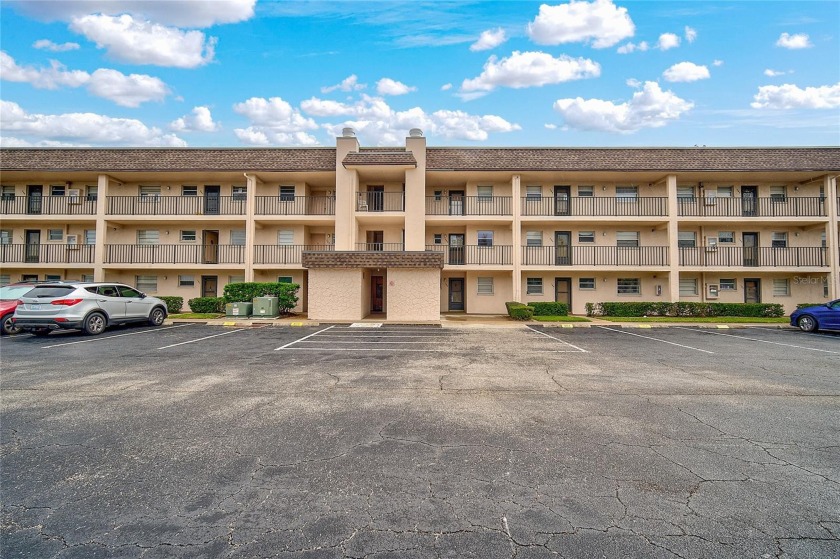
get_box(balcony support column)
[244,173,259,282]
[511,174,522,301]
[826,175,839,299]
[404,133,426,251]
[93,174,111,281]
[666,174,680,302]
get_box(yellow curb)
[222,321,237,327]
[290,321,304,327]
[716,325,731,329]
[633,324,653,329]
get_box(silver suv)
[13,282,168,336]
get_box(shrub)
[528,302,569,316]
[586,301,784,318]
[223,282,300,313]
[509,305,534,321]
[796,302,827,310]
[188,296,225,313]
[505,301,522,314]
[157,296,183,314]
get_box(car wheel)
[1,314,21,335]
[148,307,166,327]
[31,328,51,337]
[82,312,107,335]
[798,315,818,332]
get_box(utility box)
[225,302,253,317]
[252,296,280,318]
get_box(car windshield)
[0,285,35,300]
[23,286,76,298]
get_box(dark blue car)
[790,299,840,332]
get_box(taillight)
[50,299,84,306]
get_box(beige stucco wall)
[387,268,440,321]
[308,268,364,321]
[520,272,671,315]
[679,272,830,314]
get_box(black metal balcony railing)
[357,192,404,212]
[677,197,826,217]
[521,196,668,217]
[254,244,334,264]
[0,244,95,264]
[355,243,405,251]
[104,244,244,264]
[425,196,512,216]
[425,244,513,265]
[521,245,669,266]
[106,196,246,215]
[0,196,97,215]
[255,196,335,215]
[679,246,828,267]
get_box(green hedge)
[528,302,569,316]
[188,296,225,313]
[796,302,827,309]
[223,282,300,313]
[505,301,534,321]
[586,301,784,318]
[157,296,183,314]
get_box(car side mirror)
[139,293,146,299]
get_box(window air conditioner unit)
[707,284,720,299]
[68,189,81,203]
[66,234,80,248]
[706,237,718,251]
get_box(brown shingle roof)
[343,151,417,166]
[426,147,840,172]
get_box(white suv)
[13,282,167,336]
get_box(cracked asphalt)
[1,324,838,558]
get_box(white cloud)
[617,41,648,54]
[662,62,710,82]
[33,39,80,52]
[776,32,812,49]
[553,81,693,133]
[527,0,635,48]
[626,78,641,88]
[764,69,787,77]
[234,128,319,146]
[751,82,840,109]
[658,33,680,50]
[69,14,216,68]
[460,51,600,95]
[0,100,186,146]
[376,78,417,96]
[321,74,366,93]
[470,28,507,51]
[712,59,724,67]
[0,51,89,89]
[441,83,453,91]
[684,26,697,43]
[170,106,219,132]
[233,96,319,146]
[544,123,558,129]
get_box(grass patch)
[599,316,789,323]
[169,313,225,319]
[533,315,591,322]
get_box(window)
[617,278,641,295]
[720,279,736,291]
[137,230,159,244]
[773,278,790,296]
[718,231,735,244]
[180,230,197,242]
[230,230,246,246]
[526,277,543,295]
[279,186,295,201]
[821,232,826,248]
[50,185,66,196]
[278,276,293,283]
[1,230,12,244]
[0,185,14,201]
[526,186,542,200]
[232,186,247,201]
[182,185,198,196]
[616,231,639,247]
[771,232,788,248]
[579,277,596,290]
[477,185,493,199]
[48,229,63,241]
[677,185,696,199]
[81,274,94,282]
[178,275,195,287]
[477,277,494,295]
[825,279,830,298]
[578,185,594,197]
[0,275,10,286]
[770,185,787,202]
[678,232,696,248]
[717,186,733,198]
[135,275,157,292]
[616,186,638,199]
[578,231,595,243]
[434,190,443,201]
[139,186,161,198]
[86,185,98,201]
[433,234,442,244]
[526,231,542,247]
[477,230,493,247]
[229,275,245,284]
[45,274,61,281]
[679,278,698,296]
[277,230,294,245]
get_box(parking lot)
[1,324,838,558]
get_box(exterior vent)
[342,127,356,138]
[409,128,423,137]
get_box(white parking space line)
[275,325,335,350]
[595,326,714,354]
[676,327,840,355]
[299,340,443,344]
[746,327,840,340]
[42,324,189,349]
[158,328,247,350]
[525,326,588,353]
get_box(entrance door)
[201,276,218,297]
[448,278,465,311]
[744,278,761,303]
[449,190,465,216]
[743,232,759,267]
[27,185,43,215]
[741,185,758,217]
[554,185,571,216]
[366,230,384,251]
[202,230,219,263]
[25,230,40,263]
[204,185,221,215]
[449,234,465,265]
[368,185,384,212]
[555,278,572,309]
[371,276,384,312]
[555,231,571,265]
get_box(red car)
[1,283,41,335]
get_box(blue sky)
[1,0,838,148]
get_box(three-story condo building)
[1,129,838,321]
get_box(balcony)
[255,196,335,215]
[254,244,334,264]
[679,246,828,267]
[0,196,97,215]
[357,192,404,212]
[0,244,94,264]
[521,196,667,217]
[426,195,512,216]
[677,197,825,217]
[426,244,512,265]
[355,243,405,251]
[522,245,669,266]
[104,244,244,264]
[106,196,246,216]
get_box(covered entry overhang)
[302,251,444,322]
